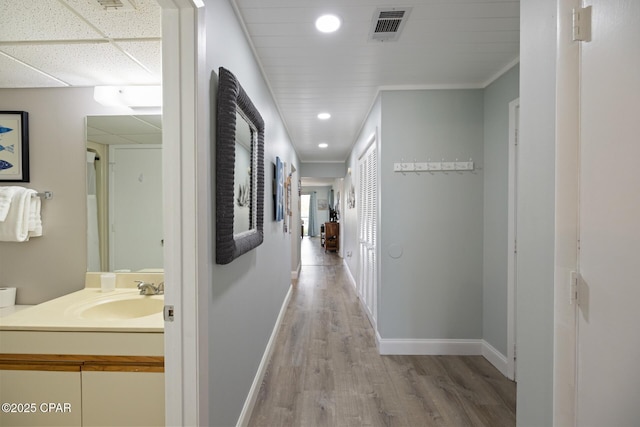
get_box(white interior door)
[576,1,640,425]
[109,145,163,271]
[358,137,378,326]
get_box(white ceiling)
[0,0,519,164]
[235,0,519,162]
[87,114,162,145]
[0,0,161,87]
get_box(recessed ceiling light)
[315,14,341,33]
[317,112,331,120]
[318,143,329,148]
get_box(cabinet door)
[0,370,82,426]
[82,371,164,426]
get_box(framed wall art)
[274,156,284,222]
[0,111,29,182]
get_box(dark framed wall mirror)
[216,67,265,264]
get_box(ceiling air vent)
[369,7,412,42]
[95,0,137,10]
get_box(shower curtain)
[308,191,318,237]
[87,151,101,271]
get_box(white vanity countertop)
[0,288,164,333]
[0,305,32,318]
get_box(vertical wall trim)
[507,98,520,381]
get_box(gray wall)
[378,90,484,339]
[205,0,300,425]
[300,161,346,178]
[0,88,133,304]
[482,65,520,355]
[517,0,556,424]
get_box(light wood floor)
[248,237,516,427]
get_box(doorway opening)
[301,194,310,236]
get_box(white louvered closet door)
[358,141,378,326]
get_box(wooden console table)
[322,222,339,252]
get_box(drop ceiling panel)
[134,115,162,128]
[87,133,140,145]
[87,133,161,145]
[1,43,159,86]
[88,115,161,135]
[0,0,102,41]
[0,52,68,87]
[116,40,163,75]
[87,115,162,145]
[60,0,161,39]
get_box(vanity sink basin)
[67,293,164,321]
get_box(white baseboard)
[375,335,510,378]
[377,336,483,355]
[236,284,293,427]
[481,340,510,378]
[343,259,357,291]
[291,262,301,280]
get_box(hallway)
[248,237,516,426]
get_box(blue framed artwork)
[0,111,29,182]
[275,156,284,221]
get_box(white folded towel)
[0,186,19,221]
[28,194,42,237]
[0,187,40,242]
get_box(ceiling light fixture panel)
[317,112,331,120]
[315,14,341,33]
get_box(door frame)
[507,98,520,381]
[158,0,207,425]
[553,0,581,424]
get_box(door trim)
[507,97,520,381]
[159,0,207,426]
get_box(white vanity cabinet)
[0,369,82,426]
[0,352,164,427]
[0,286,165,426]
[82,370,165,426]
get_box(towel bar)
[34,191,53,200]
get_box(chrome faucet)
[136,281,164,296]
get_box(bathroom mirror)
[216,67,265,264]
[86,115,163,272]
